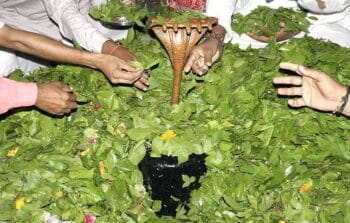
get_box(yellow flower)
[80,149,90,157]
[7,146,19,157]
[55,191,63,198]
[99,161,107,175]
[160,130,176,141]
[279,220,286,223]
[15,197,25,210]
[299,182,313,193]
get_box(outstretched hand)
[273,62,347,112]
[247,22,300,43]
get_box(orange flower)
[99,161,107,175]
[160,130,176,141]
[299,182,313,193]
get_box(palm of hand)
[302,75,344,111]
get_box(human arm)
[273,62,350,116]
[0,78,77,115]
[0,24,149,90]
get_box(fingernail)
[143,87,148,91]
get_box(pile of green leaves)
[232,6,311,35]
[89,0,148,26]
[147,8,207,27]
[1,28,350,223]
[90,0,206,28]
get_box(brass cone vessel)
[151,17,218,104]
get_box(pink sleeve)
[0,78,38,114]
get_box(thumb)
[184,54,197,73]
[204,51,213,67]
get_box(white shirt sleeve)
[298,0,350,14]
[206,0,237,42]
[0,20,4,29]
[42,0,109,53]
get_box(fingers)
[133,73,150,91]
[35,82,78,116]
[119,60,141,73]
[192,59,209,76]
[288,98,306,108]
[184,54,198,73]
[279,62,300,74]
[273,76,303,85]
[279,62,322,80]
[66,101,77,110]
[185,47,213,75]
[112,72,142,85]
[68,93,77,102]
[246,32,270,43]
[277,87,303,96]
[204,51,213,67]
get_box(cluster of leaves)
[89,0,148,26]
[232,6,311,35]
[1,34,350,222]
[89,0,206,28]
[147,8,207,27]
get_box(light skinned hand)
[98,55,149,91]
[35,82,77,116]
[184,38,221,76]
[273,62,347,112]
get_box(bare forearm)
[0,25,102,69]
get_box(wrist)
[101,40,117,55]
[335,85,347,102]
[333,86,350,116]
[342,101,350,117]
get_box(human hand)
[102,40,137,63]
[98,54,149,91]
[35,82,77,116]
[110,44,138,63]
[273,62,347,112]
[184,38,222,76]
[247,22,300,43]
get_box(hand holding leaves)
[97,54,149,91]
[247,22,300,43]
[273,62,347,113]
[35,82,77,116]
